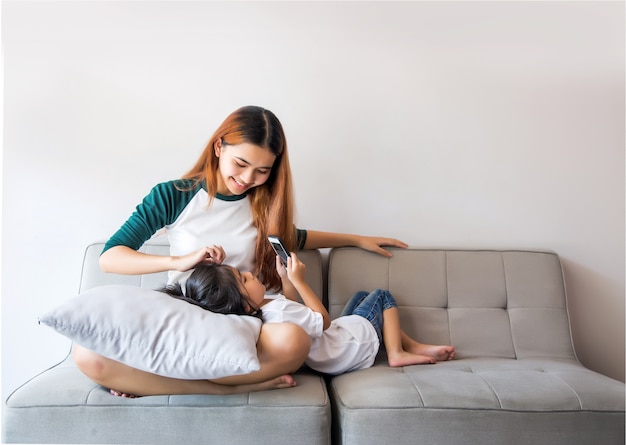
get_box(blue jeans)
[340,289,398,343]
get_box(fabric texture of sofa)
[3,240,330,445]
[3,242,624,444]
[326,248,624,445]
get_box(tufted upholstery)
[3,244,623,445]
[327,248,624,445]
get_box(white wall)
[2,1,624,402]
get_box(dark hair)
[159,263,262,319]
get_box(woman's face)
[215,141,277,196]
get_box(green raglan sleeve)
[296,228,307,250]
[102,180,200,254]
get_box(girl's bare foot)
[417,344,455,362]
[399,332,455,361]
[388,351,436,368]
[407,344,455,361]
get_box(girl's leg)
[381,307,436,367]
[73,322,310,396]
[346,289,396,341]
[347,289,454,366]
[400,331,455,361]
[340,291,370,317]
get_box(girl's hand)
[285,253,306,284]
[275,255,288,279]
[356,236,408,258]
[174,245,225,271]
[276,255,298,301]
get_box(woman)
[73,105,407,396]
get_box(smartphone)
[268,235,291,266]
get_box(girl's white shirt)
[261,294,380,375]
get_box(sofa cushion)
[4,355,331,445]
[39,284,262,379]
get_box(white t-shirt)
[261,295,380,375]
[103,180,309,286]
[103,180,257,285]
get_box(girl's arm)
[303,230,408,258]
[284,253,331,330]
[100,245,225,275]
[275,256,299,302]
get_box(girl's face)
[214,141,277,196]
[237,270,266,309]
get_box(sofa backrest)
[327,247,577,361]
[79,239,325,301]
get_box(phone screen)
[268,236,290,266]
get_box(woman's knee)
[260,323,310,366]
[72,345,108,381]
[283,323,310,359]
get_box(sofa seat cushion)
[331,358,624,411]
[4,355,331,445]
[330,359,624,445]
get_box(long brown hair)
[183,106,296,290]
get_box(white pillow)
[39,284,262,379]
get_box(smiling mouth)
[232,177,250,190]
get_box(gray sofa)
[3,242,624,444]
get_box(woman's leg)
[73,322,310,396]
[210,322,310,385]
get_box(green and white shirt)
[103,179,305,285]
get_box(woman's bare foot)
[110,389,139,398]
[388,351,436,367]
[236,375,297,393]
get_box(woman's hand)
[355,236,408,258]
[174,245,225,271]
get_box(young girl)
[161,253,455,375]
[74,105,408,396]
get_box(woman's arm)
[303,230,408,257]
[100,180,213,275]
[100,245,225,275]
